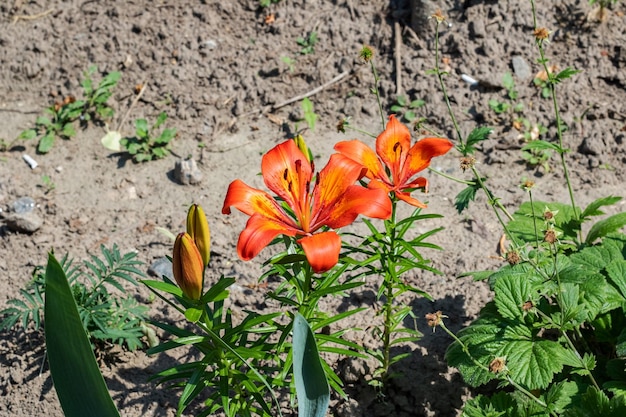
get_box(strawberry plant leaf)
[455,181,482,213]
[463,126,492,156]
[585,212,626,244]
[581,196,622,220]
[494,274,536,321]
[498,335,567,390]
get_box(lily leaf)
[45,252,120,417]
[293,313,330,417]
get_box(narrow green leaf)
[581,196,622,220]
[45,253,120,417]
[586,212,626,244]
[292,313,329,417]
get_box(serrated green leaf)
[494,274,535,321]
[566,386,626,417]
[454,181,481,213]
[586,212,626,244]
[390,104,403,113]
[581,196,622,220]
[544,381,579,414]
[463,126,493,155]
[499,338,567,389]
[396,95,407,106]
[553,67,580,84]
[606,259,626,301]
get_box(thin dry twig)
[394,20,403,96]
[116,81,147,132]
[11,8,54,24]
[268,70,350,112]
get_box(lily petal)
[376,115,411,183]
[261,140,313,220]
[395,191,428,208]
[222,179,296,227]
[401,137,454,185]
[311,154,365,228]
[324,185,392,229]
[334,140,385,181]
[237,214,299,261]
[298,231,342,273]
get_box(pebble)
[4,212,43,233]
[148,257,174,281]
[12,196,35,214]
[174,158,203,185]
[512,56,531,80]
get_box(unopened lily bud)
[293,134,312,163]
[173,232,204,300]
[186,204,211,268]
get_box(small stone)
[4,212,43,233]
[469,20,487,39]
[512,56,531,80]
[174,158,203,185]
[11,197,36,214]
[148,257,173,281]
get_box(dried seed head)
[522,300,534,312]
[430,9,446,23]
[460,156,476,172]
[544,229,557,244]
[544,210,555,221]
[337,118,348,133]
[426,311,443,328]
[520,178,535,191]
[359,45,374,62]
[489,357,506,373]
[533,27,551,41]
[506,251,521,266]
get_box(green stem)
[427,166,475,185]
[434,21,463,145]
[381,199,398,381]
[344,124,377,139]
[528,190,540,249]
[370,59,387,130]
[529,0,579,239]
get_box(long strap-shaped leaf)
[293,313,330,417]
[45,252,121,417]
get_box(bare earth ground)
[0,1,625,416]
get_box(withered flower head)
[337,118,348,133]
[506,251,521,266]
[520,178,535,191]
[426,311,444,328]
[522,300,534,312]
[460,156,476,172]
[543,207,558,223]
[430,9,446,23]
[533,27,551,41]
[544,229,557,244]
[489,357,506,373]
[359,45,374,62]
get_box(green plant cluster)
[1,244,152,351]
[120,112,176,162]
[19,65,120,153]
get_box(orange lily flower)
[222,139,392,273]
[334,115,453,208]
